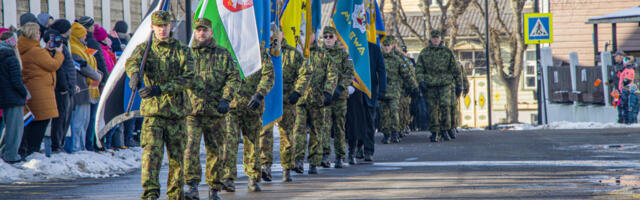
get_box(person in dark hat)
[125,10,194,200]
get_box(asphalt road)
[3,128,640,199]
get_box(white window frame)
[523,50,537,90]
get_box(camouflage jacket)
[188,39,240,117]
[125,37,194,119]
[295,44,338,107]
[324,44,354,100]
[282,43,307,103]
[415,42,461,88]
[230,49,275,109]
[382,51,418,99]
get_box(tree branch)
[492,0,512,36]
[395,0,427,45]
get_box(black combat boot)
[364,154,373,162]
[356,148,364,159]
[294,159,304,174]
[208,188,221,200]
[334,156,344,168]
[185,182,200,200]
[430,132,439,142]
[261,167,272,182]
[441,131,451,141]
[391,132,400,143]
[248,179,261,192]
[282,169,292,182]
[221,178,235,192]
[348,153,357,165]
[448,129,456,139]
[308,165,318,174]
[321,154,331,168]
[381,133,390,144]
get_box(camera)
[48,34,62,49]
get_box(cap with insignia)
[151,10,171,26]
[382,36,395,45]
[430,30,441,38]
[323,26,337,35]
[194,18,212,29]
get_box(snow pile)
[0,147,142,184]
[496,121,640,130]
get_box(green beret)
[323,26,337,35]
[151,11,171,26]
[430,30,441,38]
[194,18,212,29]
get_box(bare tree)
[446,0,472,49]
[469,0,527,123]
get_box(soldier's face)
[382,43,393,53]
[194,27,212,42]
[430,36,441,46]
[151,24,171,41]
[323,33,337,47]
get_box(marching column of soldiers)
[128,11,469,200]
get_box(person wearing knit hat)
[19,13,38,27]
[37,13,54,28]
[50,19,72,36]
[93,24,116,77]
[77,16,95,29]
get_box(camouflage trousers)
[277,104,296,169]
[324,99,347,158]
[183,115,227,191]
[140,117,186,200]
[400,96,411,131]
[293,105,326,166]
[451,96,461,129]
[379,98,400,135]
[424,85,454,133]
[222,108,263,182]
[259,123,274,169]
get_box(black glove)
[332,85,344,101]
[217,99,230,114]
[411,87,422,98]
[323,92,333,106]
[463,87,469,96]
[419,82,427,93]
[455,86,463,97]
[378,91,388,101]
[139,86,161,98]
[287,92,301,105]
[248,93,264,110]
[129,73,141,90]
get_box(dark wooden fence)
[547,66,605,104]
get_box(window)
[523,50,537,90]
[457,50,487,76]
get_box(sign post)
[525,12,553,125]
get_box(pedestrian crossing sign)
[524,13,553,44]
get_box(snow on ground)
[0,147,143,184]
[496,121,640,130]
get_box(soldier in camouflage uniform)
[125,11,194,200]
[291,34,338,175]
[183,18,240,200]
[380,36,420,144]
[321,26,354,168]
[394,43,417,137]
[221,47,274,192]
[449,61,469,139]
[415,30,462,142]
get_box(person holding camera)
[18,22,64,158]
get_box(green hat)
[194,18,212,29]
[323,26,336,35]
[430,30,441,38]
[151,10,171,26]
[382,36,395,45]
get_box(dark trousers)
[346,91,376,156]
[51,92,71,151]
[19,119,51,157]
[86,103,97,151]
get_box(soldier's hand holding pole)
[217,99,230,114]
[248,93,264,110]
[139,86,161,98]
[287,91,301,105]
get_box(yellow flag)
[281,0,303,48]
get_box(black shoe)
[448,129,457,139]
[221,178,235,192]
[248,179,261,192]
[282,169,292,182]
[321,154,331,168]
[208,188,221,200]
[308,165,318,174]
[348,154,357,165]
[261,167,272,182]
[334,156,344,168]
[381,134,390,144]
[364,154,373,162]
[441,131,451,141]
[125,138,140,147]
[430,133,439,142]
[185,182,200,200]
[294,159,304,174]
[356,149,364,159]
[391,132,400,143]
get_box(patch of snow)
[496,121,640,130]
[0,148,143,184]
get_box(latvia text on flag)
[332,0,372,97]
[194,0,262,78]
[256,0,283,127]
[366,0,386,44]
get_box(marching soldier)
[221,46,274,192]
[380,36,419,144]
[125,10,194,200]
[449,61,469,139]
[321,26,354,168]
[291,33,338,174]
[415,30,462,142]
[183,18,240,200]
[394,44,417,138]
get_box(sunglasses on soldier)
[323,35,333,39]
